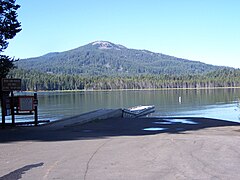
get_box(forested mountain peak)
[16,41,230,76]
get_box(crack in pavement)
[84,139,111,180]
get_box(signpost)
[1,92,6,128]
[34,93,38,126]
[1,78,21,127]
[1,78,39,128]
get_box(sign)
[1,78,22,91]
[19,96,34,111]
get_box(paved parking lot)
[1,116,240,180]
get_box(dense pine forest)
[8,68,240,91]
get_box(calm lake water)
[1,88,240,123]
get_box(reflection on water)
[1,88,240,123]
[168,103,240,123]
[153,121,172,125]
[143,127,167,131]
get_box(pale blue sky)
[4,0,240,68]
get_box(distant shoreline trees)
[8,68,240,91]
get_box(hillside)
[16,41,228,76]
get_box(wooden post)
[34,92,38,126]
[1,94,6,128]
[0,78,5,128]
[10,91,15,126]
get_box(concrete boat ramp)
[43,108,123,130]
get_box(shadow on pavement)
[0,117,240,142]
[0,162,44,180]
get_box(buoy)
[179,96,182,104]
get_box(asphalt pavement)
[1,112,240,180]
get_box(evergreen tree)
[0,0,21,78]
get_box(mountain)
[15,41,229,76]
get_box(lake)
[1,88,240,123]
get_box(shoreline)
[15,86,240,93]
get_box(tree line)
[8,68,240,91]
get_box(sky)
[3,0,240,68]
